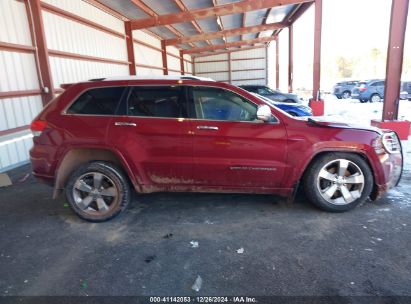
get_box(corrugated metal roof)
[267,4,295,23]
[142,0,181,14]
[99,0,307,55]
[98,0,148,20]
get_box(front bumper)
[373,146,403,199]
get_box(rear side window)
[126,86,185,118]
[67,87,125,115]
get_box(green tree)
[336,56,353,78]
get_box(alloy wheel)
[316,159,365,205]
[72,172,119,215]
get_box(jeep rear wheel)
[66,161,130,222]
[303,153,373,212]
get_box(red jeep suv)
[30,76,403,222]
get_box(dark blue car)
[251,93,312,116]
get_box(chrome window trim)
[61,83,281,124]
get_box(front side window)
[189,87,257,121]
[67,87,125,115]
[126,86,185,118]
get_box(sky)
[268,0,411,92]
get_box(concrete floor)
[0,162,411,297]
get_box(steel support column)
[125,21,136,75]
[288,24,293,93]
[382,0,409,121]
[27,0,54,105]
[228,52,232,84]
[275,37,280,90]
[312,0,322,100]
[161,40,168,75]
[180,50,185,75]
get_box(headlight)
[382,132,401,154]
[371,136,385,154]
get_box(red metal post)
[275,37,280,90]
[27,0,55,105]
[161,40,168,75]
[382,0,409,121]
[125,21,136,75]
[180,50,185,75]
[265,46,268,85]
[228,52,232,84]
[288,24,293,93]
[312,0,322,101]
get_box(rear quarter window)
[67,87,125,115]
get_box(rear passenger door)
[65,86,127,144]
[107,85,193,188]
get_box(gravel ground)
[0,139,410,299]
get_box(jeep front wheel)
[303,153,373,212]
[66,161,131,222]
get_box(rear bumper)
[30,143,57,187]
[32,172,54,187]
[351,93,361,99]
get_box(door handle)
[114,122,137,127]
[197,125,219,131]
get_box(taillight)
[30,120,47,137]
[359,87,368,92]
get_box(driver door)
[187,86,287,189]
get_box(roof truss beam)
[165,21,287,46]
[182,36,276,54]
[130,0,314,30]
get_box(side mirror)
[256,105,272,122]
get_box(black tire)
[359,99,366,103]
[303,153,374,212]
[370,94,381,103]
[342,91,351,99]
[65,161,131,222]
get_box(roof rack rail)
[86,75,215,82]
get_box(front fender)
[281,140,381,189]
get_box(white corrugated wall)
[42,0,129,88]
[0,0,193,172]
[193,48,267,85]
[0,0,42,172]
[195,53,229,82]
[133,30,164,76]
[184,54,193,75]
